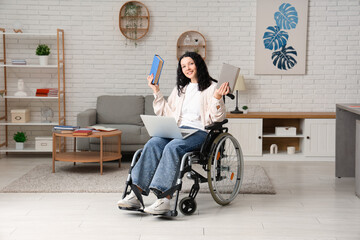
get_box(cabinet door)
[304,119,335,157]
[227,119,263,156]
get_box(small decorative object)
[13,131,27,150]
[11,109,30,123]
[242,105,248,114]
[13,22,23,33]
[287,146,295,155]
[41,107,54,123]
[184,34,191,45]
[230,75,246,114]
[270,144,278,154]
[14,79,27,97]
[194,38,199,45]
[119,1,150,47]
[36,44,50,66]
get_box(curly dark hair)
[176,52,216,95]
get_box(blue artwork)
[263,3,298,70]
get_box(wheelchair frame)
[119,119,244,217]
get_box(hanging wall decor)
[255,0,309,74]
[119,1,150,46]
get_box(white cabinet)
[304,119,335,157]
[227,119,262,156]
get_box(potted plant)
[36,44,50,66]
[124,2,142,47]
[242,105,249,114]
[13,131,27,150]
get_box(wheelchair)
[119,119,244,217]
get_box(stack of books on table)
[11,59,27,65]
[53,125,80,133]
[73,129,93,136]
[36,88,58,97]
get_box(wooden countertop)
[226,112,336,119]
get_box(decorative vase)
[39,56,49,66]
[15,142,24,150]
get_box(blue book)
[149,54,164,85]
[53,125,79,130]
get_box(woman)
[117,52,229,215]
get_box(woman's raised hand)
[147,74,160,93]
[214,82,230,100]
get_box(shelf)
[0,121,59,126]
[0,145,52,153]
[4,96,60,99]
[178,45,205,48]
[0,64,61,68]
[55,152,121,162]
[263,134,304,138]
[120,16,149,18]
[0,32,57,37]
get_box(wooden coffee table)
[52,130,122,175]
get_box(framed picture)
[255,0,309,74]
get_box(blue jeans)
[131,127,207,196]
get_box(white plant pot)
[39,56,49,66]
[15,142,24,150]
[243,109,248,114]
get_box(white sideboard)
[226,112,336,161]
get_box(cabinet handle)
[258,136,262,139]
[306,136,310,139]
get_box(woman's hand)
[214,82,230,100]
[147,74,160,93]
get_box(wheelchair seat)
[119,119,244,217]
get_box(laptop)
[140,115,198,139]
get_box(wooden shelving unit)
[177,31,206,60]
[119,1,150,41]
[0,28,66,153]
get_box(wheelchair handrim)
[207,133,243,205]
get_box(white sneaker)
[144,198,170,215]
[117,192,141,209]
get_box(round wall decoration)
[119,1,150,41]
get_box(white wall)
[0,0,359,128]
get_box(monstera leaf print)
[263,26,289,51]
[274,3,298,30]
[271,46,297,70]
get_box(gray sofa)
[77,95,156,152]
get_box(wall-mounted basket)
[177,31,206,60]
[119,1,150,41]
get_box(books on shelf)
[90,125,117,132]
[149,54,164,85]
[36,88,58,97]
[11,59,27,65]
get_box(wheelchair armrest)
[205,119,228,130]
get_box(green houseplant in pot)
[242,105,248,114]
[36,44,50,66]
[14,131,27,150]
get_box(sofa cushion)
[97,95,144,125]
[89,124,150,145]
[144,95,155,115]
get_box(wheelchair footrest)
[118,206,144,213]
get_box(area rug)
[0,162,275,194]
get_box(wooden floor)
[0,155,359,240]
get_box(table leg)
[74,137,76,166]
[100,135,103,175]
[118,134,121,168]
[52,133,56,173]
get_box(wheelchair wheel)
[179,197,197,215]
[207,132,243,205]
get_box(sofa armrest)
[76,109,96,151]
[77,109,97,127]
